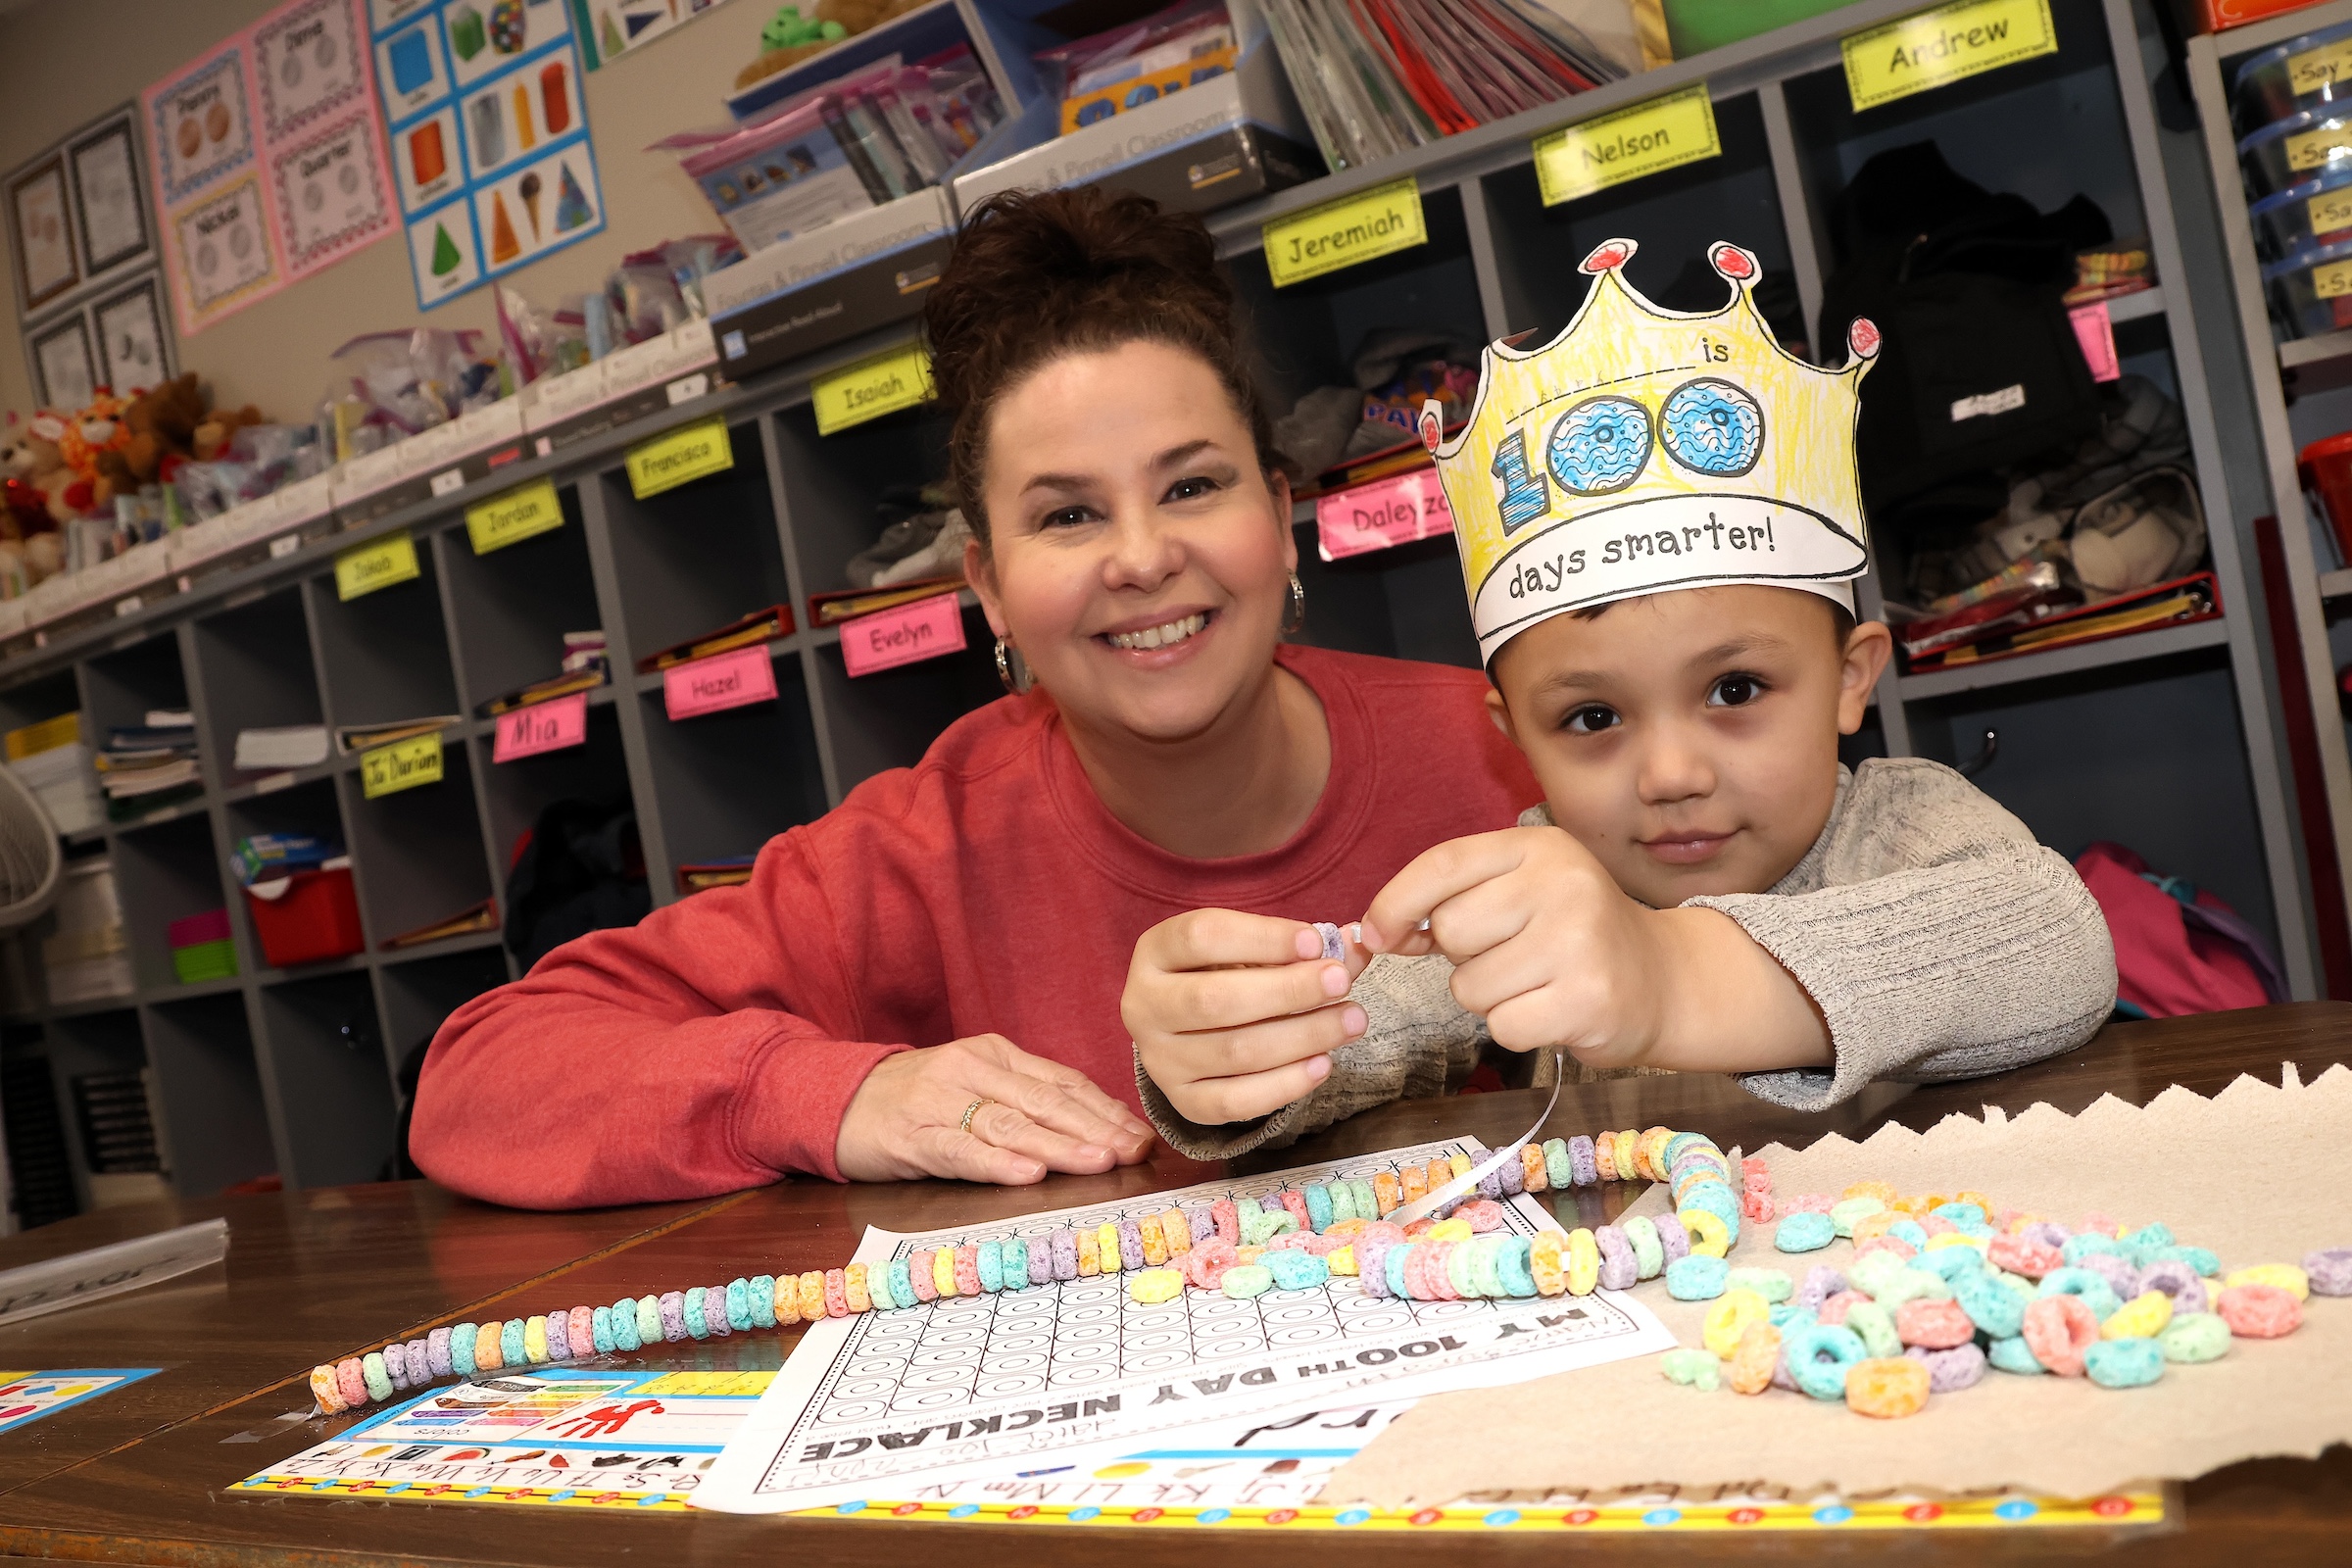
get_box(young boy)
[1126,239,2117,1157]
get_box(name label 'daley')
[1841,0,2058,113]
[1533,86,1719,207]
[493,692,589,763]
[841,590,966,677]
[1316,468,1455,562]
[664,644,778,720]
[1263,177,1426,287]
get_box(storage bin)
[242,858,364,969]
[2239,107,2352,197]
[2249,167,2352,258]
[172,938,237,984]
[2263,235,2352,337]
[1664,0,1855,60]
[2233,20,2352,134]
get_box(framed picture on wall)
[69,113,151,279]
[9,157,78,312]
[93,275,171,393]
[29,312,97,412]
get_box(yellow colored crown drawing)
[1421,238,1880,664]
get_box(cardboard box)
[708,188,958,381]
[330,400,529,526]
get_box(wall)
[0,0,771,423]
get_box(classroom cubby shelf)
[0,0,2323,1225]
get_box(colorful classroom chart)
[369,0,607,310]
[0,1369,160,1433]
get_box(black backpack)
[503,798,652,970]
[1818,142,2110,512]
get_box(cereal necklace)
[307,1125,1730,1418]
[1656,1179,2351,1419]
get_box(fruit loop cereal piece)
[950,1248,980,1298]
[1794,1266,1847,1312]
[1850,1210,1901,1247]
[1221,1264,1274,1299]
[1703,1289,1772,1357]
[1613,1131,1642,1181]
[1385,1243,1414,1299]
[1783,1193,1835,1216]
[1399,1164,1428,1205]
[1279,1190,1314,1233]
[2023,1295,2099,1376]
[1330,1245,1358,1276]
[2084,1338,2165,1389]
[1664,1347,1722,1392]
[1422,1216,1474,1244]
[1566,1229,1601,1295]
[1666,1254,1729,1300]
[2217,1283,2303,1338]
[1459,1200,1507,1233]
[1497,1154,1524,1199]
[1854,1237,1916,1267]
[1537,1138,1568,1191]
[1728,1321,1782,1396]
[1496,1237,1537,1298]
[1639,1127,1676,1180]
[1075,1228,1101,1278]
[1240,1205,1296,1247]
[1846,1356,1931,1418]
[1209,1198,1241,1246]
[1953,1270,2025,1339]
[1742,1186,1776,1225]
[2061,1233,2124,1267]
[1816,1290,1866,1327]
[1568,1136,1599,1187]
[1680,1208,1731,1258]
[674,1297,705,1344]
[1933,1202,1987,1228]
[1785,1323,1869,1401]
[1774,1212,1835,1254]
[2103,1289,2174,1341]
[2159,1312,2230,1363]
[1653,1214,1690,1265]
[1592,1135,1618,1183]
[2037,1268,2122,1322]
[1427,1242,1465,1300]
[1842,1298,1902,1359]
[1894,1298,1974,1348]
[974,1244,1003,1296]
[1128,1267,1185,1303]
[1350,1179,1381,1222]
[1988,1234,2061,1279]
[2078,1252,2140,1303]
[1522,1145,1549,1194]
[656,1296,686,1345]
[1907,1341,1986,1392]
[1530,1231,1566,1297]
[1877,1270,1954,1310]
[1099,1222,1126,1271]
[1623,1217,1665,1280]
[1726,1267,1793,1303]
[1840,1180,1895,1204]
[2304,1248,2352,1298]
[1595,1226,1639,1290]
[1829,1196,1886,1239]
[1887,1218,1930,1250]
[2226,1263,2310,1301]
[1682,1183,1740,1234]
[1986,1335,2044,1375]
[843,1266,872,1315]
[1446,1241,1485,1299]
[1138,1214,1168,1266]
[1914,1247,1984,1287]
[1265,1250,1330,1291]
[1848,1250,1905,1298]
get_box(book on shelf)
[233,726,330,771]
[636,606,798,672]
[677,857,758,895]
[806,578,962,628]
[381,899,499,950]
[477,662,609,717]
[335,716,461,754]
[1903,571,2220,674]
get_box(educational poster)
[229,1367,769,1508]
[141,0,398,334]
[0,1369,159,1433]
[697,1138,1678,1515]
[569,0,738,70]
[369,0,607,311]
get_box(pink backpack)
[2073,843,2286,1018]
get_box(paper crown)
[1422,239,1879,665]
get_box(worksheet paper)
[695,1138,1677,1514]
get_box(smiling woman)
[406,188,1543,1209]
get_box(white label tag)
[270,534,301,559]
[114,596,142,617]
[430,468,466,497]
[1950,384,2027,421]
[666,371,710,405]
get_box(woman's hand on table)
[835,1034,1156,1185]
[1125,908,1371,1126]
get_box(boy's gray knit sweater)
[1139,758,2117,1160]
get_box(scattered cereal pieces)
[2159,1311,2230,1363]
[1893,1298,1975,1349]
[2132,1259,2208,1316]
[1666,1254,1729,1300]
[2036,1267,2122,1323]
[1842,1298,1902,1360]
[2102,1289,2174,1342]
[1725,1267,1793,1304]
[1986,1334,2044,1375]
[1907,1341,1986,1392]
[1457,1200,1507,1234]
[2304,1248,2352,1298]
[1680,1208,1731,1258]
[1263,1250,1330,1292]
[1774,1212,1836,1253]
[1727,1321,1781,1396]
[1128,1267,1185,1303]
[2216,1283,2303,1339]
[1952,1270,2025,1339]
[1703,1289,1772,1358]
[2084,1337,2165,1389]
[1663,1347,1722,1392]
[2023,1295,2100,1377]
[1845,1355,1931,1418]
[2224,1263,2310,1302]
[1785,1323,1869,1401]
[1830,1196,1886,1238]
[1220,1264,1274,1299]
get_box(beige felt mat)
[1325,1065,2352,1504]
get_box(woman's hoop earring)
[995,638,1029,695]
[1282,571,1306,635]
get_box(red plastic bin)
[242,860,364,969]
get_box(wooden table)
[0,1003,2342,1565]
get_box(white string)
[1383,1049,1565,1229]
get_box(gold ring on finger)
[958,1098,991,1134]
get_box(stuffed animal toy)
[55,391,131,509]
[0,414,72,585]
[6,412,93,526]
[93,373,214,505]
[193,399,265,462]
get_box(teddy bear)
[0,414,72,586]
[93,372,212,506]
[194,399,265,462]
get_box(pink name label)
[492,692,588,762]
[841,591,966,677]
[663,645,778,719]
[1316,468,1454,562]
[2070,302,2120,383]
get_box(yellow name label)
[2288,122,2352,173]
[361,732,443,798]
[2290,38,2352,95]
[1263,176,1426,286]
[1533,86,1719,208]
[334,531,419,601]
[1842,0,2058,112]
[466,478,564,555]
[625,416,734,499]
[2311,187,2352,236]
[2313,257,2352,301]
[813,343,935,435]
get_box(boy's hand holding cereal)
[1125,910,1371,1125]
